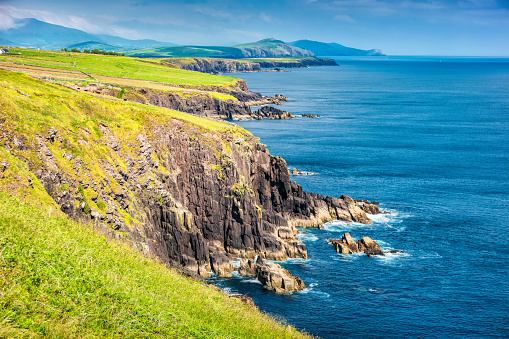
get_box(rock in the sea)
[239,257,305,294]
[328,233,385,256]
[357,236,384,257]
[210,252,233,277]
[253,106,295,119]
[385,249,404,254]
[361,203,382,214]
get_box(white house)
[0,49,10,54]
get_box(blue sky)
[0,0,508,55]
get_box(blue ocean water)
[211,56,509,338]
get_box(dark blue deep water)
[212,57,509,338]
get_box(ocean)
[210,56,509,338]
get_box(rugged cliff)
[79,82,295,120]
[1,71,372,278]
[164,57,338,74]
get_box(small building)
[0,48,10,54]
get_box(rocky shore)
[164,57,338,74]
[77,83,295,121]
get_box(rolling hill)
[0,18,175,51]
[126,38,315,58]
[289,39,385,56]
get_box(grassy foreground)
[0,70,313,337]
[0,192,310,338]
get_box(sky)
[0,0,508,55]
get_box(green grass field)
[0,48,238,87]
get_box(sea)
[210,56,509,338]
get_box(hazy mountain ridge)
[0,19,384,57]
[0,18,175,51]
[290,39,385,56]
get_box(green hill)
[0,69,310,338]
[127,38,315,59]
[125,45,245,58]
[67,41,121,51]
[233,38,315,57]
[289,39,385,56]
[0,18,175,51]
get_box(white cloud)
[259,12,272,22]
[0,5,103,33]
[334,14,356,22]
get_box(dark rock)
[210,252,233,277]
[371,201,380,205]
[385,249,404,254]
[328,233,385,256]
[302,114,321,118]
[357,236,384,256]
[362,203,382,214]
[354,199,370,204]
[253,106,295,119]
[251,257,305,294]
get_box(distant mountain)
[125,46,245,58]
[66,41,120,51]
[233,38,314,57]
[289,40,385,56]
[0,18,175,51]
[94,35,175,50]
[127,38,315,58]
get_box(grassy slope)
[125,46,244,59]
[0,69,243,226]
[0,48,237,87]
[0,193,309,338]
[0,70,310,338]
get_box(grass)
[0,192,311,338]
[0,48,238,87]
[0,69,248,223]
[125,46,244,59]
[0,68,310,338]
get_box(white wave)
[296,233,319,242]
[221,287,239,295]
[272,257,308,265]
[299,287,330,298]
[230,271,241,278]
[232,260,241,268]
[241,278,263,285]
[323,220,368,232]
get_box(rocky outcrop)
[163,57,338,74]
[245,94,288,107]
[328,233,384,257]
[239,257,305,293]
[252,106,295,120]
[255,58,338,69]
[164,58,262,74]
[79,84,293,121]
[2,111,375,278]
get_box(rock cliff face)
[3,115,373,278]
[164,59,262,74]
[164,57,338,74]
[80,83,294,121]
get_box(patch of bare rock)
[238,257,305,294]
[328,232,403,257]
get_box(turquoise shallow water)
[210,57,509,338]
